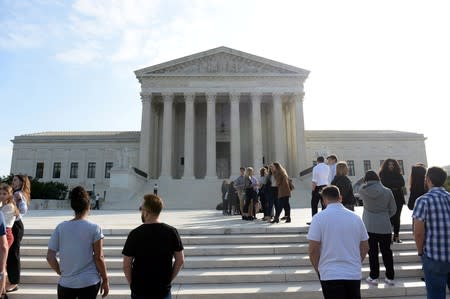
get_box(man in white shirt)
[327,154,338,184]
[309,156,329,223]
[308,186,369,299]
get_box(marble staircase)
[9,224,432,299]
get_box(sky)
[1,0,450,176]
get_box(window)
[87,162,96,178]
[70,162,79,179]
[398,160,405,174]
[35,162,44,179]
[105,162,113,178]
[52,162,61,178]
[347,160,355,176]
[363,160,371,173]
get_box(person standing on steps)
[308,185,369,299]
[327,154,338,184]
[123,194,184,299]
[379,159,405,243]
[308,156,329,225]
[359,171,397,286]
[47,186,109,299]
[94,193,100,210]
[6,174,31,294]
[412,166,450,299]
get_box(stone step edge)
[20,263,424,275]
[10,278,427,296]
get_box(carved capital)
[272,92,284,101]
[205,93,216,103]
[162,93,174,103]
[184,93,195,103]
[229,92,241,103]
[250,92,263,103]
[140,93,152,103]
[293,92,305,103]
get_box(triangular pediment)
[135,47,309,77]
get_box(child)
[0,183,19,248]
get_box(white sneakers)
[384,278,395,285]
[366,277,379,285]
[366,277,395,286]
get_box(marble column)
[138,93,152,174]
[205,93,217,179]
[160,93,174,178]
[229,93,241,178]
[251,93,263,171]
[182,93,195,179]
[294,92,307,175]
[272,93,286,166]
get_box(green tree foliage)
[445,176,450,192]
[0,175,68,200]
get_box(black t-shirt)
[122,223,184,298]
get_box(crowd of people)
[0,157,447,299]
[221,161,294,223]
[306,157,449,299]
[219,156,449,299]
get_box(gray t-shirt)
[48,219,104,288]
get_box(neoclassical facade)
[10,47,427,209]
[135,47,309,180]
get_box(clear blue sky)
[1,0,450,176]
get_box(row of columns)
[139,92,306,179]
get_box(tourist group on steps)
[0,158,447,299]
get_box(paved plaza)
[24,206,414,231]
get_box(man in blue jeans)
[413,166,450,299]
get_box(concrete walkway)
[23,206,414,230]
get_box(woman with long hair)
[271,162,292,223]
[331,161,356,211]
[379,159,405,243]
[407,163,427,211]
[6,174,30,293]
[360,170,397,286]
[47,186,109,299]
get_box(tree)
[0,175,68,200]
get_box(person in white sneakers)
[308,186,369,299]
[359,170,397,286]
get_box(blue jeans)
[131,293,172,299]
[422,255,450,299]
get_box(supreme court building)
[10,47,427,209]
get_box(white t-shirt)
[48,219,104,288]
[1,203,16,228]
[312,163,330,186]
[307,203,368,280]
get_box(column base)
[204,176,218,181]
[181,176,196,180]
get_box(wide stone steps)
[17,263,423,285]
[21,251,421,269]
[8,226,433,299]
[8,279,427,299]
